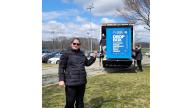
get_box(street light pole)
[86,32,90,51]
[52,31,55,50]
[87,1,94,52]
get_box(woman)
[133,44,143,72]
[58,38,96,108]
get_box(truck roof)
[101,23,134,26]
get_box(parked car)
[145,52,150,57]
[42,52,57,63]
[47,54,62,64]
[42,49,50,56]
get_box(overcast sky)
[42,0,149,42]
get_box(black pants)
[137,60,143,71]
[65,84,86,108]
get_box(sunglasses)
[72,43,80,46]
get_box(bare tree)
[117,0,150,30]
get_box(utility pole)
[87,1,94,52]
[86,32,90,51]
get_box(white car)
[145,52,150,57]
[47,54,61,64]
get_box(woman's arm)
[85,54,96,66]
[58,53,68,81]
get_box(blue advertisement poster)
[106,27,132,59]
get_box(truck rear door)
[106,26,132,59]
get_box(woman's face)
[71,39,81,50]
